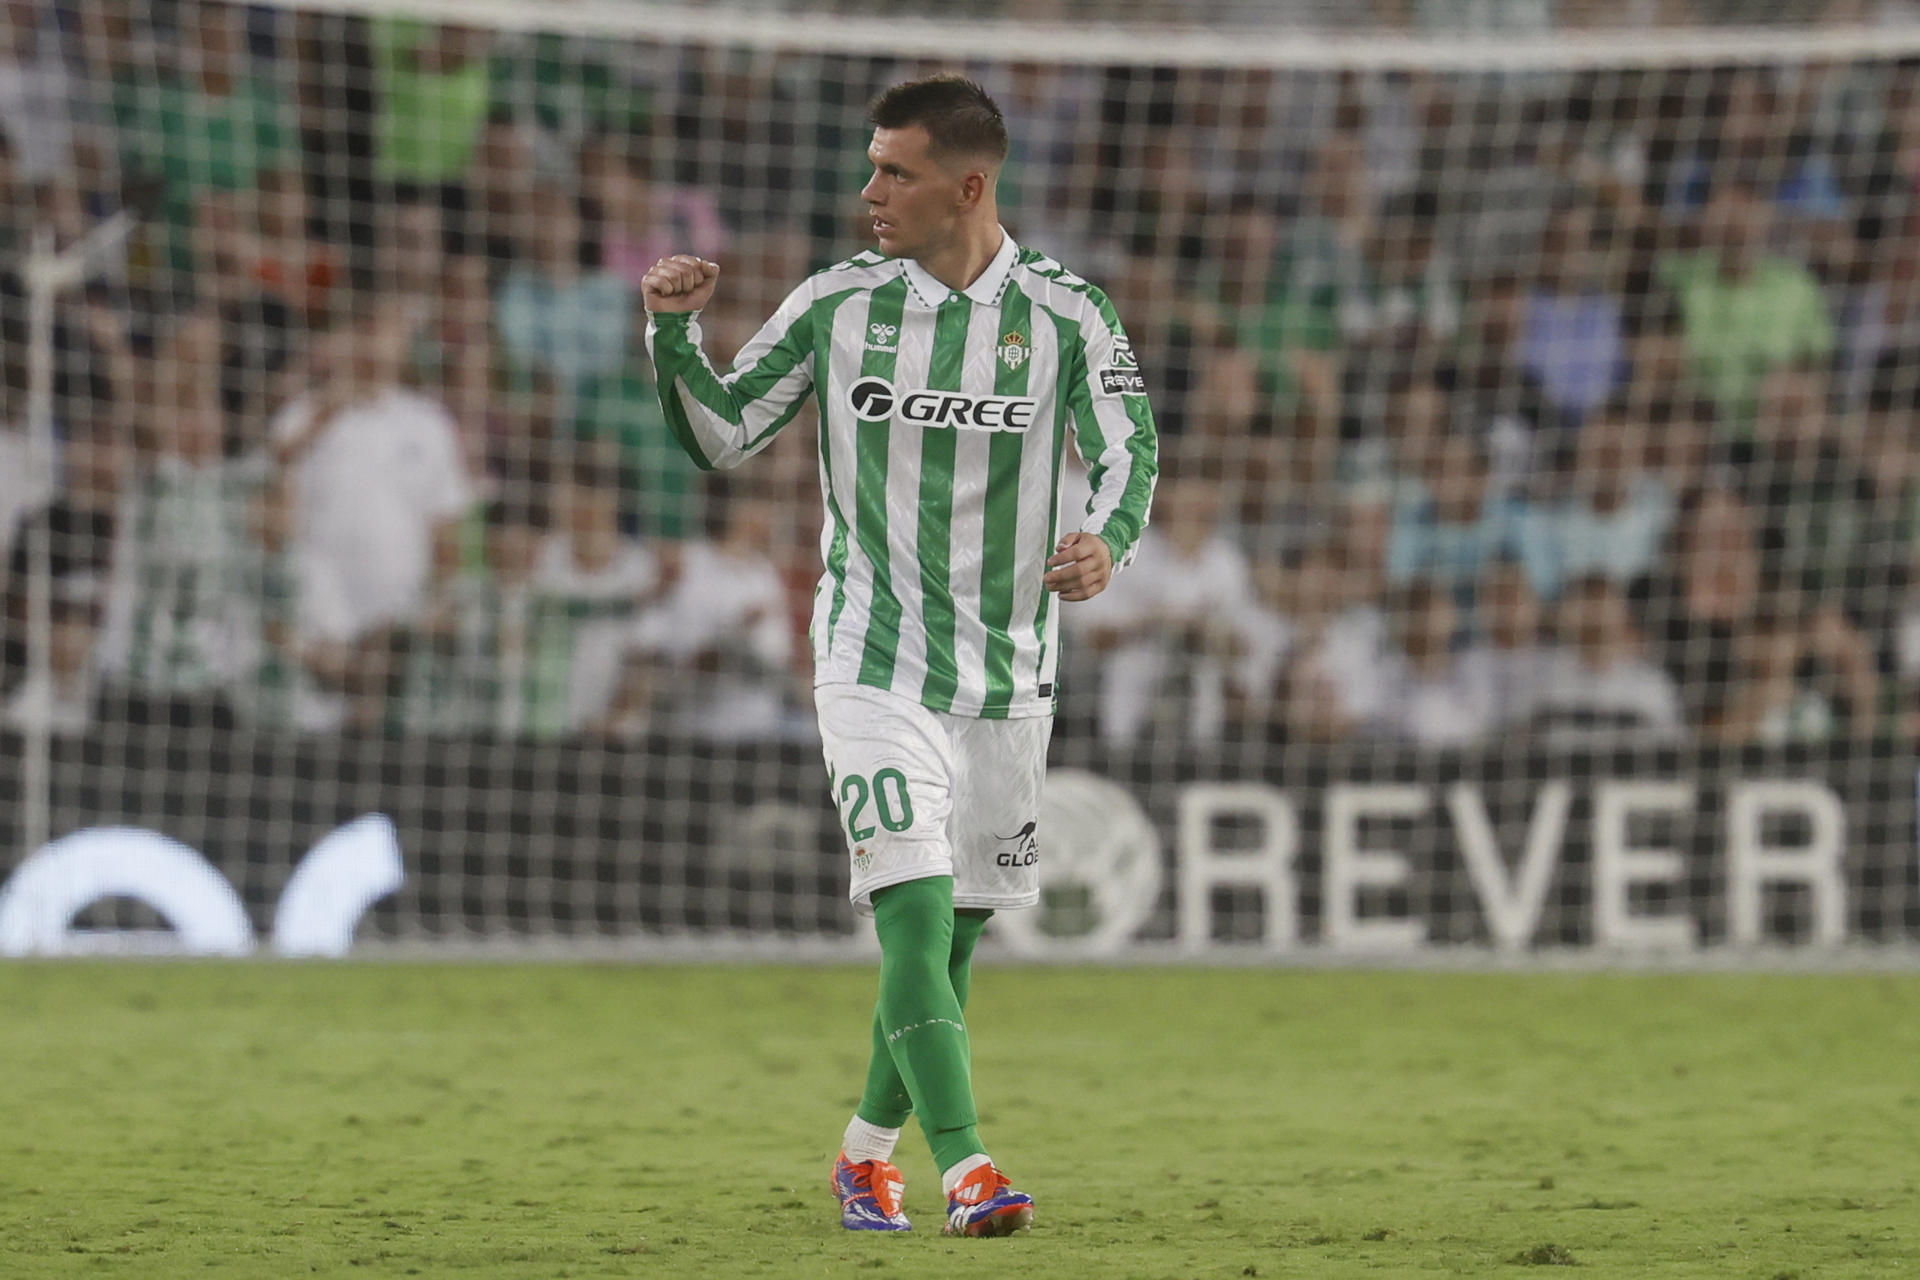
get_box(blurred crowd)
[3,0,1920,753]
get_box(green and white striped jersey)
[645,232,1157,720]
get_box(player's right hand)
[642,254,720,314]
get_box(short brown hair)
[869,74,1009,167]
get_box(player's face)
[861,126,964,261]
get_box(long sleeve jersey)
[645,232,1157,720]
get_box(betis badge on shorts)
[997,330,1028,371]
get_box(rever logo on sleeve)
[1098,333,1145,396]
[996,329,1028,372]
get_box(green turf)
[0,964,1914,1278]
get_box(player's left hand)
[1045,531,1114,602]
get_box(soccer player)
[640,74,1157,1238]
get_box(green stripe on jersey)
[808,288,866,649]
[854,278,908,688]
[977,285,1032,717]
[915,295,972,711]
[1030,305,1080,695]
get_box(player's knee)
[873,877,957,950]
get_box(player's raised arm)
[642,255,818,471]
[1066,295,1159,582]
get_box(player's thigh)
[945,713,1054,911]
[815,684,956,909]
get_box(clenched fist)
[642,254,720,314]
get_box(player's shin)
[871,877,985,1173]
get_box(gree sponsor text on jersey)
[846,376,1040,431]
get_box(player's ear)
[956,169,989,211]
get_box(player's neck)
[915,217,1004,295]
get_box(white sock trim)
[941,1151,993,1196]
[841,1116,901,1165]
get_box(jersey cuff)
[1091,525,1131,574]
[649,310,699,331]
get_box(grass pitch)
[0,963,1914,1279]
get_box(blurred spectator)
[1216,131,1371,399]
[1069,475,1279,747]
[1344,367,1449,506]
[1717,603,1843,744]
[1619,293,1706,418]
[372,20,492,190]
[1374,576,1492,746]
[1856,62,1920,247]
[495,182,632,403]
[605,490,792,740]
[95,312,254,721]
[666,45,800,234]
[1648,484,1762,733]
[1273,534,1394,742]
[209,165,340,435]
[0,576,98,733]
[1521,202,1628,427]
[109,0,297,297]
[397,490,569,738]
[1386,432,1524,597]
[229,470,353,733]
[377,184,447,315]
[6,422,123,587]
[461,116,547,263]
[1433,91,1561,276]
[1448,274,1556,470]
[1847,364,1920,643]
[536,447,666,735]
[569,299,702,541]
[1533,72,1653,225]
[1250,138,1459,397]
[1459,560,1565,731]
[580,130,727,293]
[236,165,340,329]
[1183,343,1341,557]
[1,423,123,704]
[1533,573,1683,743]
[1517,399,1675,600]
[1657,183,1834,430]
[424,250,496,480]
[270,300,474,655]
[1740,366,1903,663]
[1837,232,1920,411]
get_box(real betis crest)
[997,330,1028,371]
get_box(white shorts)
[815,683,1053,915]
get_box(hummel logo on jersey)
[847,376,1039,432]
[866,322,898,353]
[996,330,1028,371]
[994,820,1039,867]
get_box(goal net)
[1,0,1917,957]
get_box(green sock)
[858,878,984,1172]
[854,907,993,1131]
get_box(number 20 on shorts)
[835,768,915,842]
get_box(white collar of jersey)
[902,227,1018,309]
